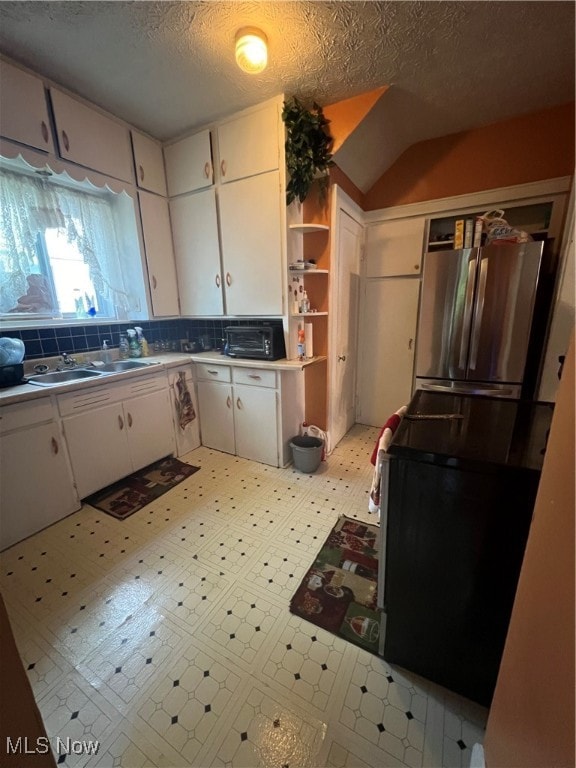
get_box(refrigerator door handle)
[459,257,477,370]
[420,382,514,396]
[469,256,488,371]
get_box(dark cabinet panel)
[382,390,552,706]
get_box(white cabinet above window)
[164,129,213,196]
[131,131,167,196]
[0,59,54,153]
[50,88,134,183]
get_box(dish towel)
[368,406,407,516]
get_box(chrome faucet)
[56,352,77,370]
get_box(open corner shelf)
[289,223,329,233]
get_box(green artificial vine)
[282,97,334,205]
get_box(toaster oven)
[225,326,286,361]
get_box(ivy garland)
[282,97,334,205]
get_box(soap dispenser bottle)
[102,340,111,364]
[300,290,310,314]
[127,329,141,358]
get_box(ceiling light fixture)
[235,27,268,74]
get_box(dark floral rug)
[84,457,200,520]
[289,516,381,654]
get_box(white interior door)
[356,278,420,427]
[329,191,363,448]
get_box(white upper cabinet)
[0,59,54,153]
[219,170,284,315]
[138,191,180,316]
[164,129,213,196]
[217,101,280,183]
[365,217,426,277]
[170,188,224,316]
[50,88,134,182]
[131,131,167,196]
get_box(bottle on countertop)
[134,326,149,356]
[300,290,310,314]
[118,333,130,359]
[297,327,306,361]
[126,329,141,358]
[101,340,111,364]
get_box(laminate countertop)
[0,352,325,406]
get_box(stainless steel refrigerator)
[415,241,551,399]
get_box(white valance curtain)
[0,167,135,316]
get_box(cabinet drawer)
[58,382,119,415]
[196,363,231,382]
[232,367,277,388]
[124,372,168,396]
[0,398,54,434]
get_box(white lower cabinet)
[60,374,175,498]
[196,363,301,467]
[0,399,80,550]
[196,380,236,455]
[233,384,278,465]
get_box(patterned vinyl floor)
[0,424,487,768]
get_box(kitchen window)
[0,159,147,324]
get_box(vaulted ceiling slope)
[0,1,574,192]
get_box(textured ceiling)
[0,1,574,192]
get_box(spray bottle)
[134,326,149,357]
[126,329,141,358]
[118,333,130,360]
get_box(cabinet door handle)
[220,159,226,177]
[215,274,221,288]
[204,162,211,179]
[248,374,261,380]
[118,415,124,430]
[225,272,231,287]
[408,338,413,350]
[41,120,49,144]
[414,264,420,271]
[127,412,133,428]
[51,436,59,455]
[152,275,157,289]
[207,369,219,375]
[226,395,232,408]
[61,130,70,152]
[236,397,242,409]
[138,164,145,182]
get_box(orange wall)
[484,333,575,767]
[364,103,575,210]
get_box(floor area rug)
[84,456,200,520]
[289,516,382,654]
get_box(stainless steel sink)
[98,360,159,372]
[27,369,105,387]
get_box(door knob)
[338,355,346,362]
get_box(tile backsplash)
[1,318,284,360]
